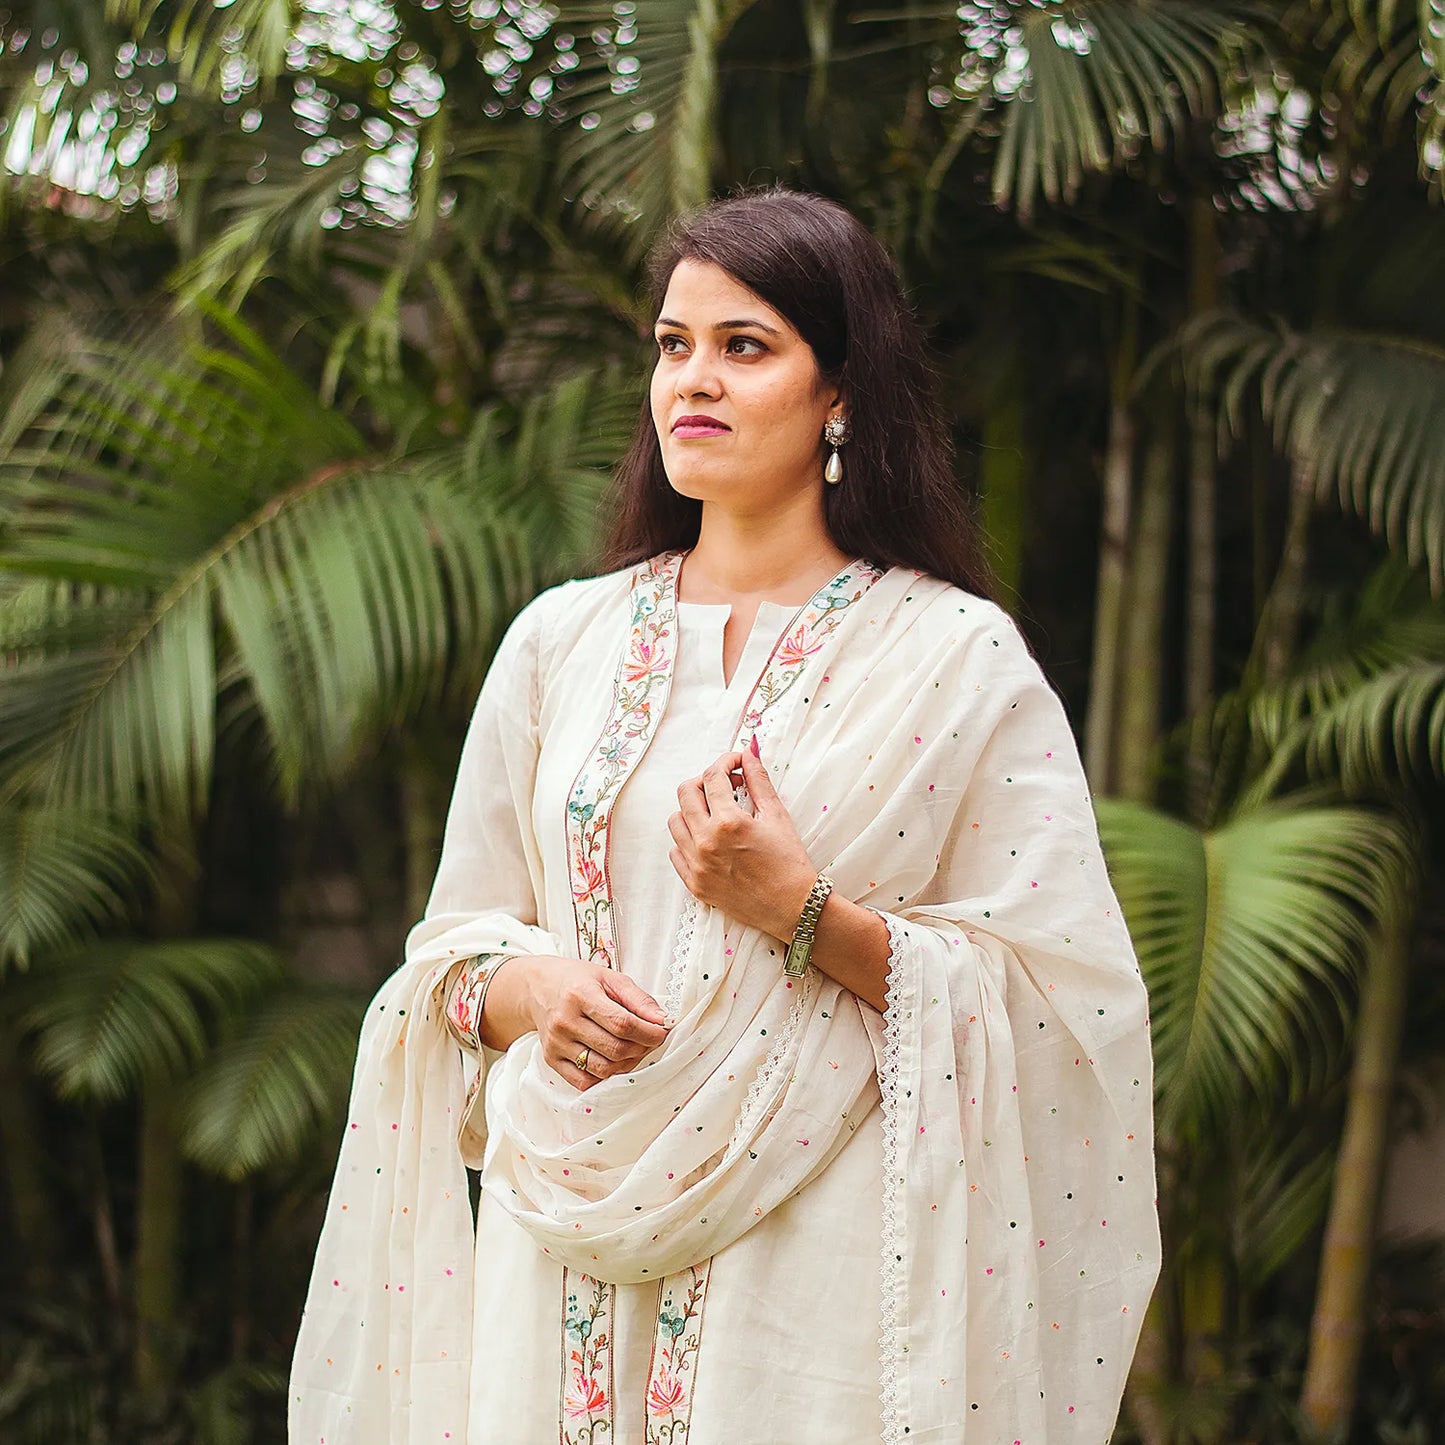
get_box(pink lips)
[672,414,730,439]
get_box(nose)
[674,344,722,401]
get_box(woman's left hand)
[668,738,818,940]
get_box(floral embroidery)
[561,1273,615,1444]
[442,953,507,1052]
[559,554,883,1441]
[643,1261,712,1443]
[565,552,681,966]
[665,558,886,1019]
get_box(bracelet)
[444,952,517,1051]
[783,874,834,978]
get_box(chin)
[660,458,731,503]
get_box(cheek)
[747,377,824,450]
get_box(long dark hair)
[599,187,1000,602]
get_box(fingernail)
[750,734,760,758]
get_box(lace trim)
[662,896,700,1022]
[728,968,814,1153]
[874,909,910,1445]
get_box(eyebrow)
[655,315,783,336]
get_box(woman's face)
[650,259,843,509]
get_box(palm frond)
[107,0,293,97]
[926,1,1258,216]
[1097,794,1414,1135]
[19,938,283,1102]
[0,803,150,972]
[1234,1128,1335,1282]
[1256,662,1445,797]
[0,310,636,816]
[181,989,366,1180]
[1248,559,1445,734]
[1182,312,1445,589]
[557,0,758,252]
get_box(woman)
[290,189,1160,1444]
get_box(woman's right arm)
[474,955,668,1088]
[425,585,667,1088]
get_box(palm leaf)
[0,309,636,816]
[1096,794,1414,1135]
[1253,662,1445,797]
[1183,312,1445,590]
[925,0,1258,216]
[557,0,759,251]
[0,803,150,972]
[1233,1126,1336,1282]
[108,0,293,97]
[1223,561,1445,796]
[19,938,283,1102]
[181,989,366,1180]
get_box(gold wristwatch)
[783,873,834,977]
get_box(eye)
[656,332,688,355]
[726,335,766,356]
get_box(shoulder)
[503,562,638,644]
[890,571,1037,669]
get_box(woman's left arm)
[668,740,893,1010]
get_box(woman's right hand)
[479,955,670,1091]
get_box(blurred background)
[1,1,1442,1441]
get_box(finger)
[603,970,669,1028]
[701,753,745,815]
[666,810,692,851]
[676,774,709,829]
[570,1017,650,1066]
[551,1057,598,1092]
[595,974,670,1043]
[669,846,692,888]
[738,745,781,814]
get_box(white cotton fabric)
[289,555,1161,1445]
[466,597,886,1441]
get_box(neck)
[682,498,851,603]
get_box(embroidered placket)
[558,551,885,1443]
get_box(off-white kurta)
[465,598,885,1441]
[289,551,1161,1445]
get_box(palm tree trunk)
[1300,909,1413,1435]
[0,1016,57,1288]
[1185,198,1219,819]
[1258,467,1314,687]
[1115,407,1174,803]
[401,733,448,930]
[85,1115,125,1312]
[980,375,1025,602]
[134,1083,182,1400]
[1085,297,1139,791]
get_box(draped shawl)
[289,552,1161,1444]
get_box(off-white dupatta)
[289,551,1160,1445]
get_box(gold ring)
[574,1046,591,1074]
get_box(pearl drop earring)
[823,415,851,484]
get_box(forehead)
[656,259,794,333]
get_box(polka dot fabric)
[289,561,1161,1444]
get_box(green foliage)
[0,804,150,972]
[1097,795,1415,1132]
[1183,314,1445,591]
[182,989,365,1180]
[0,305,636,819]
[559,0,759,249]
[19,938,283,1101]
[2,1,1444,1440]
